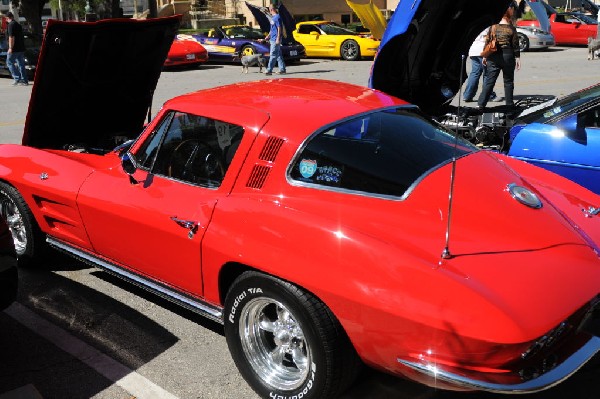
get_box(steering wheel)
[168,139,225,184]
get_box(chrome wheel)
[0,194,27,255]
[518,33,529,52]
[239,297,310,390]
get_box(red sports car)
[2,5,600,399]
[164,34,208,67]
[518,12,598,45]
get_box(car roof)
[164,78,408,142]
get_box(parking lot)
[1,47,600,399]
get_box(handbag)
[480,25,498,57]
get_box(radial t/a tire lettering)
[224,271,360,399]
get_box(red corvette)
[1,4,600,399]
[518,12,598,45]
[164,34,208,67]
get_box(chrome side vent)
[259,137,284,162]
[246,165,271,189]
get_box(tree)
[12,0,48,36]
[17,0,124,34]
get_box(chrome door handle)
[170,216,199,238]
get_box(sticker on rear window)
[299,159,317,178]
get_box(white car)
[516,26,555,51]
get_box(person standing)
[477,2,521,109]
[463,28,496,102]
[264,5,286,76]
[5,12,28,86]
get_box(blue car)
[369,0,599,195]
[508,83,600,194]
[192,25,305,62]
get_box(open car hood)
[245,2,296,42]
[346,0,387,40]
[369,0,513,115]
[23,16,181,148]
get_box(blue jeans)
[7,51,28,83]
[463,56,496,101]
[463,56,485,101]
[478,49,516,108]
[267,41,285,73]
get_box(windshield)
[224,26,264,39]
[318,22,357,35]
[290,108,476,198]
[570,13,597,24]
[518,84,600,124]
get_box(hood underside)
[370,0,511,115]
[24,16,181,149]
[245,2,296,43]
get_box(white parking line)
[4,303,179,399]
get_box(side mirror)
[310,31,320,36]
[556,113,588,144]
[120,152,139,184]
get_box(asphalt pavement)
[1,48,600,399]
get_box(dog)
[241,54,266,73]
[588,36,600,60]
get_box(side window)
[290,109,475,198]
[298,25,315,34]
[135,113,173,170]
[133,111,244,188]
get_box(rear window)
[289,108,476,198]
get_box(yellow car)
[293,21,379,61]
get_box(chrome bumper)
[398,336,600,393]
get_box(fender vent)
[246,165,271,189]
[259,137,284,162]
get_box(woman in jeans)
[478,1,521,109]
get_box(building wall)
[240,0,392,28]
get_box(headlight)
[520,27,550,35]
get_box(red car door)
[550,15,573,44]
[77,166,217,297]
[551,14,596,44]
[570,17,597,44]
[75,110,254,298]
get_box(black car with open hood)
[23,16,181,152]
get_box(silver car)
[517,26,555,51]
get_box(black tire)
[0,181,45,267]
[340,40,360,61]
[224,271,360,399]
[518,33,530,52]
